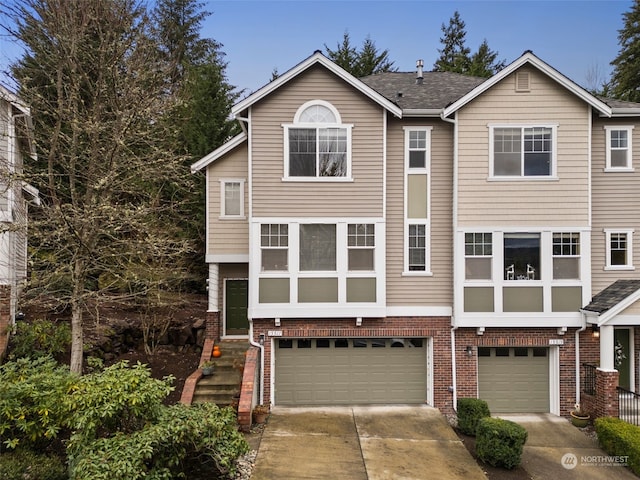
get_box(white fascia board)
[0,85,30,116]
[442,52,612,118]
[591,287,640,326]
[402,109,443,117]
[609,109,640,117]
[21,183,40,206]
[455,313,583,328]
[231,52,402,119]
[249,304,387,320]
[190,132,247,173]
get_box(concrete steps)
[192,340,248,407]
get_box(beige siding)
[251,66,385,217]
[206,143,249,256]
[619,300,640,316]
[386,117,453,307]
[457,66,590,227]
[591,117,640,294]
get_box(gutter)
[248,319,265,404]
[575,314,588,407]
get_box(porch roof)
[581,280,640,323]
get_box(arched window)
[284,101,352,179]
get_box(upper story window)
[348,224,375,271]
[465,232,492,280]
[504,233,540,280]
[300,224,336,271]
[605,229,634,271]
[220,179,244,218]
[605,126,634,171]
[490,125,557,178]
[552,232,580,279]
[261,224,288,271]
[284,101,352,180]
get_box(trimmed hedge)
[595,417,640,475]
[476,417,528,469]
[457,398,491,436]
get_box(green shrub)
[457,398,491,435]
[0,450,66,480]
[595,417,640,475]
[0,356,76,450]
[9,319,71,360]
[71,403,249,480]
[476,417,528,469]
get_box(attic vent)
[515,71,530,92]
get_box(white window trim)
[604,229,635,271]
[604,125,634,172]
[488,123,559,180]
[464,232,493,282]
[219,179,245,219]
[282,100,353,181]
[402,126,432,276]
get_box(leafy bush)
[9,319,71,360]
[0,356,76,449]
[66,360,174,455]
[457,398,491,435]
[476,417,528,469]
[0,449,67,480]
[595,417,640,475]
[71,403,249,480]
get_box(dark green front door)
[225,280,249,336]
[615,328,631,390]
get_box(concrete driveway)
[250,405,487,480]
[503,414,638,480]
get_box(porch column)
[208,263,219,312]
[600,324,615,371]
[206,263,221,341]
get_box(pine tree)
[609,0,640,102]
[325,32,396,77]
[433,11,470,74]
[468,40,506,78]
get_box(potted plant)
[570,403,590,427]
[253,403,270,424]
[200,360,216,376]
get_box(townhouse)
[192,50,640,417]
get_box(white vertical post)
[600,324,615,371]
[208,263,219,312]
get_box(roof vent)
[416,59,424,85]
[515,71,530,92]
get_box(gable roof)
[442,51,613,118]
[190,132,247,173]
[360,71,486,115]
[231,51,403,119]
[581,279,640,324]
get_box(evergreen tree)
[325,32,396,77]
[11,0,194,373]
[434,11,505,78]
[434,11,470,74]
[609,0,640,102]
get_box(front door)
[225,279,249,337]
[615,328,631,390]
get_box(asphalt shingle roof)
[582,279,640,314]
[360,71,487,110]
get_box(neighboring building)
[0,86,39,357]
[192,50,640,418]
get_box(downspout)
[575,313,588,407]
[248,319,264,403]
[237,112,264,402]
[441,110,459,410]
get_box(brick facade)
[455,327,578,417]
[206,311,220,341]
[0,285,12,359]
[250,316,455,413]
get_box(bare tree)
[7,0,194,373]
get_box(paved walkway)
[251,405,486,480]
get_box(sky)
[0,0,634,96]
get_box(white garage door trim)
[272,337,429,406]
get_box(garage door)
[275,338,427,405]
[478,347,549,413]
